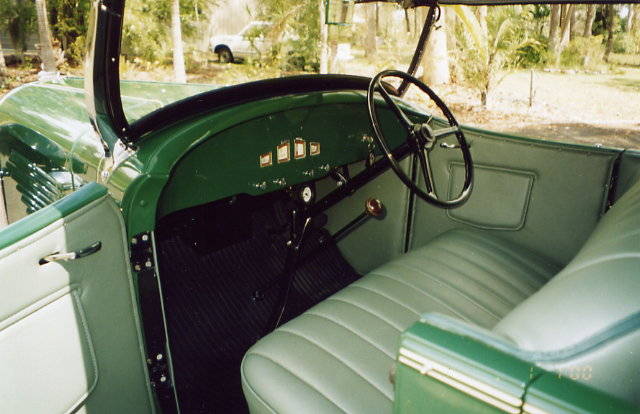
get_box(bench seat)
[242,179,640,413]
[241,229,560,413]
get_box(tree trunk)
[421,7,449,86]
[404,9,410,33]
[478,6,488,38]
[569,5,577,41]
[364,4,376,57]
[548,5,561,55]
[171,0,187,83]
[628,5,636,33]
[319,0,329,74]
[0,36,7,77]
[604,5,615,62]
[583,4,596,37]
[35,0,57,73]
[559,5,574,51]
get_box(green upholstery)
[494,179,640,405]
[242,177,640,412]
[0,188,154,413]
[241,230,560,413]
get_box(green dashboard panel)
[156,99,409,218]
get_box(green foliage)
[0,0,36,55]
[452,5,542,103]
[612,32,640,54]
[514,38,547,68]
[559,35,604,69]
[49,0,92,65]
[255,0,319,72]
[122,0,209,64]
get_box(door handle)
[39,241,102,265]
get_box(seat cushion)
[241,229,560,414]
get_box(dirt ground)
[427,68,640,149]
[2,63,639,149]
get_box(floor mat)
[156,194,359,413]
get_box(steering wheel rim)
[366,70,473,208]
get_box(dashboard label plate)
[277,142,291,163]
[310,142,321,156]
[259,152,273,167]
[294,138,306,159]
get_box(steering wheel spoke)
[416,147,437,198]
[376,84,414,132]
[432,125,459,139]
[367,70,474,208]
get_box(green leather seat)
[242,180,640,412]
[241,230,560,413]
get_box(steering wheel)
[367,70,473,208]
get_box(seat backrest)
[494,179,640,405]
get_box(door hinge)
[130,231,178,413]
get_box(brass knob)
[365,198,384,217]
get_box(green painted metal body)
[394,320,636,414]
[0,182,107,250]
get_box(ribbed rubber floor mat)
[156,195,359,413]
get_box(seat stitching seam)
[304,312,396,359]
[347,284,422,317]
[391,262,501,321]
[457,232,558,279]
[367,271,473,323]
[277,329,394,401]
[436,246,535,297]
[248,352,349,413]
[423,251,521,307]
[376,264,499,323]
[451,238,549,287]
[325,297,404,332]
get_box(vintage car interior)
[0,1,639,413]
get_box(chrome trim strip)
[399,347,522,413]
[523,402,549,414]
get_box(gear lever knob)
[365,198,384,218]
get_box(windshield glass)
[119,1,640,149]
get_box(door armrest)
[394,314,635,414]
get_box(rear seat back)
[494,180,640,404]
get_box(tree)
[48,0,91,65]
[0,0,36,62]
[569,4,577,40]
[422,6,450,85]
[548,4,560,55]
[583,4,596,37]
[35,0,57,73]
[319,0,328,73]
[256,0,319,71]
[0,36,6,77]
[121,0,209,66]
[171,0,186,82]
[603,4,615,62]
[478,5,488,37]
[558,4,574,51]
[628,4,637,33]
[364,3,376,57]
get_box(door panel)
[411,126,620,266]
[0,183,154,413]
